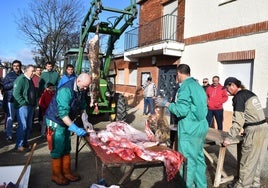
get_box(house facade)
[116,0,268,127]
[181,0,268,124]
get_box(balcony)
[124,14,185,62]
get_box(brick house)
[115,0,268,129]
[116,0,185,110]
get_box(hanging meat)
[87,25,101,114]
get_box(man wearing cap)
[223,77,268,188]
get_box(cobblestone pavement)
[0,107,267,188]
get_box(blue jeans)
[206,109,224,130]
[5,102,16,138]
[15,105,34,148]
[143,97,154,115]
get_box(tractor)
[65,0,137,121]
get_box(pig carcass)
[87,25,101,114]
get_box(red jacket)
[32,74,40,88]
[39,89,55,115]
[206,84,228,110]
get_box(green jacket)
[13,74,36,108]
[56,87,87,120]
[39,70,60,95]
[168,77,208,139]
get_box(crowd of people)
[0,60,88,185]
[0,60,267,187]
[0,61,79,142]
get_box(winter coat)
[38,89,55,116]
[206,84,228,110]
[32,74,40,89]
[13,74,36,108]
[3,71,22,102]
[39,70,60,95]
[57,73,76,88]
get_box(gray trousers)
[236,123,268,188]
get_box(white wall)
[181,32,268,115]
[184,0,268,38]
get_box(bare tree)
[16,0,83,66]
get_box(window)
[129,69,137,86]
[118,69,124,84]
[163,0,178,40]
[141,72,151,86]
[220,60,253,90]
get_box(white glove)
[81,112,89,123]
[82,112,94,132]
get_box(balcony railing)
[125,14,184,51]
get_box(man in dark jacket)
[3,60,22,141]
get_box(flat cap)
[224,77,241,87]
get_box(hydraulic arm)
[76,0,137,77]
[67,0,137,119]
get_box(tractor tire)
[110,93,127,122]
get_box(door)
[158,66,177,100]
[163,0,178,40]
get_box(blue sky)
[0,0,32,64]
[0,0,138,65]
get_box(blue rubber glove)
[68,123,87,136]
[156,97,168,107]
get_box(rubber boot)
[51,158,69,185]
[62,154,81,182]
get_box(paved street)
[0,107,268,188]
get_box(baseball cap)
[223,77,241,88]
